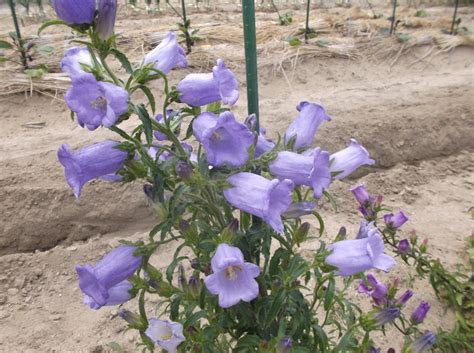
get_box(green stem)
[305,0,311,42]
[242,0,260,132]
[7,0,28,70]
[389,0,397,35]
[450,0,460,35]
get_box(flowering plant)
[44,2,472,352]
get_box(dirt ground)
[0,3,473,352]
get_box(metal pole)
[389,0,397,35]
[450,0,459,35]
[305,0,311,42]
[7,0,28,69]
[242,0,260,132]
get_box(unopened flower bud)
[96,0,118,41]
[278,336,293,353]
[397,239,410,254]
[188,275,200,296]
[143,184,154,201]
[411,301,430,325]
[283,202,316,218]
[176,160,193,181]
[178,265,187,290]
[244,113,257,132]
[293,222,310,245]
[226,219,239,233]
[373,307,401,326]
[409,230,418,245]
[397,290,414,306]
[118,309,144,329]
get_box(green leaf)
[111,48,133,74]
[183,310,207,328]
[24,67,47,78]
[234,334,260,352]
[323,191,337,212]
[107,342,126,353]
[134,104,153,146]
[312,211,325,237]
[0,40,13,50]
[36,45,55,56]
[0,56,8,63]
[166,256,188,283]
[264,289,286,327]
[323,277,335,311]
[37,20,68,36]
[135,85,156,114]
[289,37,302,46]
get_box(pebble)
[7,288,19,296]
[0,295,6,305]
[66,246,77,252]
[0,310,10,319]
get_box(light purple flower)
[411,301,430,324]
[96,0,117,41]
[373,307,401,326]
[193,111,253,167]
[204,244,260,308]
[325,229,396,276]
[397,239,410,254]
[145,319,185,353]
[75,245,141,310]
[285,102,331,150]
[411,332,436,353]
[397,289,414,306]
[143,32,187,74]
[269,148,331,199]
[52,0,95,25]
[350,184,382,219]
[358,273,387,306]
[177,59,239,107]
[351,184,370,206]
[65,75,129,130]
[356,220,377,239]
[244,115,276,157]
[330,139,375,179]
[384,211,409,229]
[58,140,127,198]
[283,201,316,218]
[224,173,294,234]
[60,47,93,81]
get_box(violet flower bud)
[358,273,387,306]
[188,275,200,296]
[177,59,239,107]
[397,289,414,306]
[283,201,316,218]
[269,148,332,199]
[325,228,396,276]
[96,0,117,41]
[75,245,142,310]
[410,332,436,353]
[397,239,410,254]
[204,244,261,308]
[118,309,144,328]
[52,0,95,25]
[176,160,193,181]
[368,348,381,353]
[278,336,293,353]
[373,307,401,326]
[145,319,185,353]
[351,184,371,205]
[330,139,375,179]
[384,211,409,229]
[284,101,331,150]
[58,140,127,198]
[143,32,187,74]
[224,173,294,234]
[193,111,254,167]
[65,75,129,131]
[411,301,430,324]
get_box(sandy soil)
[0,4,473,352]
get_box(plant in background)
[39,2,474,352]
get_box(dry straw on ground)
[1,9,473,96]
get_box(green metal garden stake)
[389,0,397,35]
[242,0,260,132]
[305,0,311,43]
[7,0,28,69]
[450,0,460,35]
